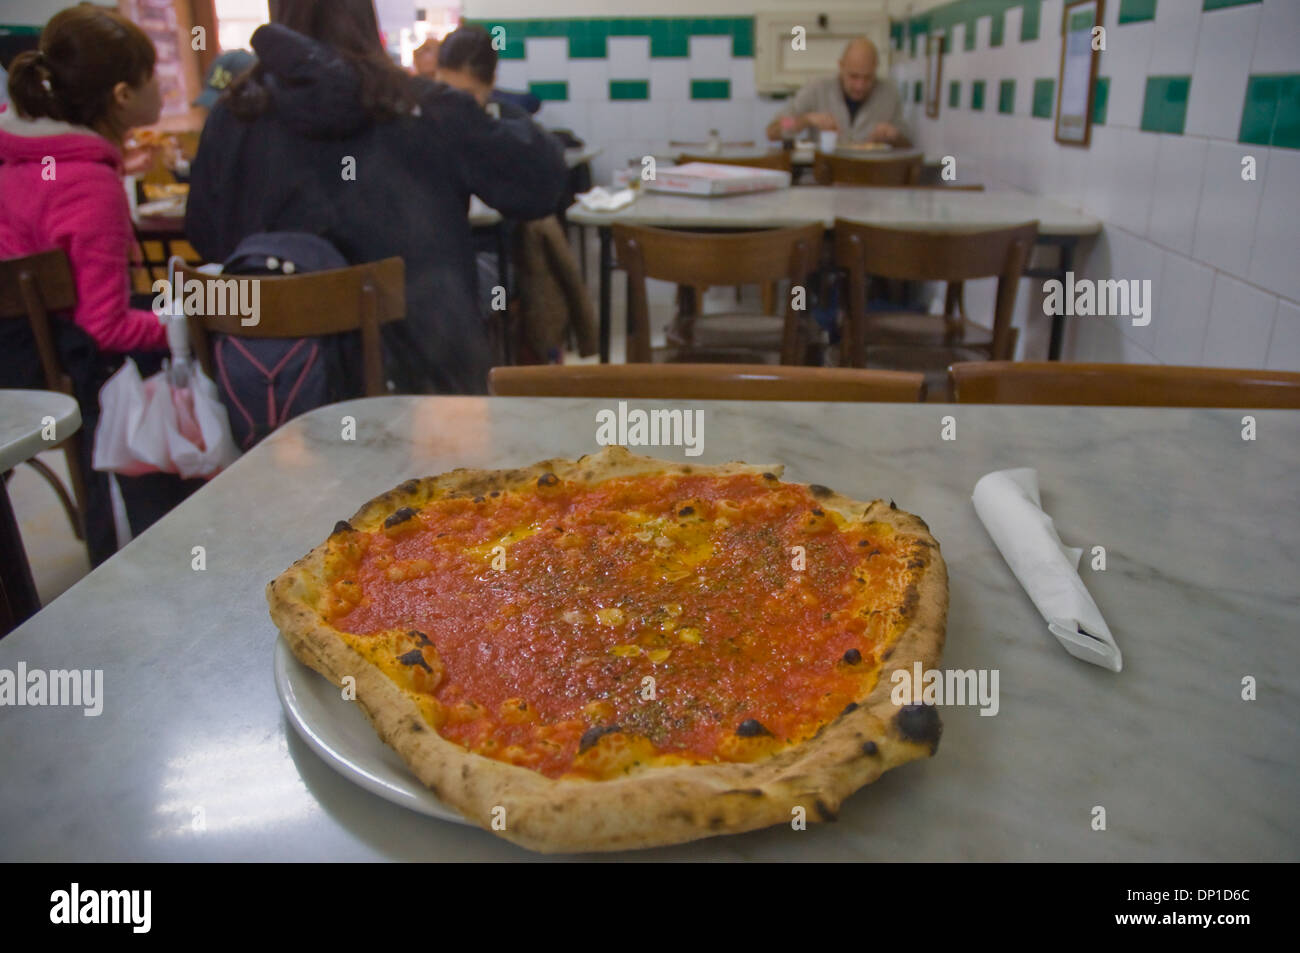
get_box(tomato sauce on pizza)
[321,471,919,780]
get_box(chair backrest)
[490,363,927,402]
[612,223,824,364]
[813,152,922,186]
[950,361,1300,408]
[175,258,405,396]
[677,152,793,173]
[0,249,79,395]
[833,219,1038,365]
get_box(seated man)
[765,37,909,147]
[436,26,541,117]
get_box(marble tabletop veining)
[565,184,1102,235]
[0,397,1295,861]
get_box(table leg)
[1048,241,1075,362]
[599,226,612,364]
[0,475,41,637]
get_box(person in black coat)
[184,0,566,394]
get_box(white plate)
[273,637,468,824]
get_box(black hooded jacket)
[185,24,567,394]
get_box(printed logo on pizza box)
[0,662,103,716]
[595,402,704,457]
[891,661,999,716]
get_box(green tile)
[999,78,1015,114]
[949,80,961,108]
[990,12,1005,47]
[527,19,562,38]
[891,22,905,50]
[651,19,688,57]
[1272,75,1300,149]
[529,81,568,102]
[1140,75,1191,133]
[964,18,976,50]
[1069,9,1095,32]
[732,18,754,57]
[609,79,650,101]
[1032,78,1055,118]
[1203,0,1261,9]
[1119,0,1158,24]
[690,79,730,100]
[1089,76,1109,125]
[499,36,525,60]
[972,79,986,111]
[1021,0,1042,42]
[914,80,924,103]
[570,21,607,59]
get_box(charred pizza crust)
[267,446,947,853]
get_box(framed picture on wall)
[1055,0,1104,146]
[925,33,943,120]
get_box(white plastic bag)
[93,357,239,479]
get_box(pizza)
[267,446,947,852]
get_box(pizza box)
[646,162,792,197]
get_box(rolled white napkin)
[575,186,636,212]
[972,467,1122,672]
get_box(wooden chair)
[833,220,1038,397]
[812,152,922,186]
[0,250,91,542]
[677,152,793,173]
[490,363,926,402]
[950,362,1300,408]
[612,224,824,366]
[175,258,405,397]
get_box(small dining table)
[0,397,1294,861]
[566,185,1102,364]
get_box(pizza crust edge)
[267,446,947,853]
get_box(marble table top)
[0,389,81,473]
[1,397,1295,861]
[566,184,1102,236]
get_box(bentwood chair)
[833,220,1038,396]
[950,362,1300,408]
[812,152,923,186]
[489,363,927,402]
[175,258,405,398]
[0,249,91,543]
[612,223,825,366]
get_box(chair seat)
[861,310,995,349]
[667,312,788,351]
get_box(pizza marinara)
[267,446,947,852]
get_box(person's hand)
[803,112,840,132]
[121,143,156,176]
[868,121,900,144]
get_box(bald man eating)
[765,37,909,147]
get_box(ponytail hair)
[7,4,156,129]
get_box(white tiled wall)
[895,0,1300,371]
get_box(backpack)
[210,233,365,450]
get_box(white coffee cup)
[819,130,839,153]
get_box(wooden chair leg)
[22,457,84,541]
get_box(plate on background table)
[273,636,468,823]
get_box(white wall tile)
[1191,141,1268,281]
[1265,300,1300,371]
[1087,126,1160,235]
[1248,147,1300,303]
[607,37,651,78]
[1097,21,1153,129]
[687,36,732,76]
[1040,0,1064,41]
[1252,0,1300,74]
[1201,274,1278,368]
[1146,133,1208,257]
[1152,253,1215,365]
[951,22,966,54]
[649,59,689,101]
[566,60,608,102]
[1148,0,1202,76]
[495,62,528,90]
[1005,5,1023,46]
[1186,2,1260,141]
[731,59,758,100]
[1066,315,1126,362]
[523,37,568,76]
[975,15,991,50]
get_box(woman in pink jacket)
[1,5,197,566]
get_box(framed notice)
[118,0,205,131]
[1055,0,1103,146]
[925,33,943,120]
